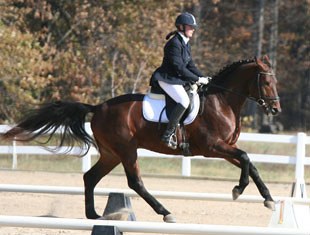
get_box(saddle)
[142,84,201,156]
[143,84,200,125]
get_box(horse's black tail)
[1,101,97,155]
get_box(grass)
[0,154,309,184]
[0,136,309,183]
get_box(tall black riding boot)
[161,103,187,149]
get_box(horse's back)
[91,93,145,139]
[105,93,145,106]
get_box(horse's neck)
[211,65,255,119]
[214,91,245,121]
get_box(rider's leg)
[158,81,189,149]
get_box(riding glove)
[198,77,211,85]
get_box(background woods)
[0,0,309,131]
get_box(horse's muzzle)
[263,102,281,116]
[269,101,281,116]
[270,107,280,116]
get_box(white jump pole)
[1,184,310,205]
[0,215,308,235]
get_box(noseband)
[253,72,280,107]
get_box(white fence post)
[82,152,91,173]
[12,139,17,170]
[182,157,191,177]
[82,123,92,173]
[291,132,307,198]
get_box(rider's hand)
[198,77,211,85]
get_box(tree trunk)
[252,0,266,130]
[111,51,118,98]
[256,0,265,58]
[269,0,278,73]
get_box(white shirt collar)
[178,32,189,45]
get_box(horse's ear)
[263,55,272,67]
[254,56,262,66]
[255,56,267,71]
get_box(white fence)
[0,124,309,196]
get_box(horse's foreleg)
[232,150,250,199]
[249,162,275,210]
[83,154,120,219]
[123,159,175,223]
[214,142,250,199]
[225,158,275,210]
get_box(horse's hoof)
[264,200,275,211]
[163,214,176,223]
[86,212,100,219]
[232,186,240,200]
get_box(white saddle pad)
[142,93,200,125]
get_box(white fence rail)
[1,215,308,235]
[0,124,309,193]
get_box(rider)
[150,12,211,149]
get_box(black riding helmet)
[175,12,198,28]
[165,12,198,40]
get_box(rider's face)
[184,25,195,38]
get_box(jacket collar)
[177,32,190,45]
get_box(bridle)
[203,71,280,107]
[251,71,280,107]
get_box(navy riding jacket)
[150,33,203,86]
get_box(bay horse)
[1,56,281,223]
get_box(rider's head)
[175,12,197,38]
[165,12,198,40]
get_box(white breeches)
[158,81,190,109]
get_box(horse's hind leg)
[83,150,120,219]
[120,149,175,223]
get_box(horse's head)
[251,55,281,116]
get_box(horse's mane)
[211,59,255,84]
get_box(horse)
[1,55,281,223]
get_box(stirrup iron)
[162,130,177,149]
[166,132,177,149]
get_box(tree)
[0,0,309,131]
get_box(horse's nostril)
[271,108,279,115]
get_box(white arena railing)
[0,123,309,198]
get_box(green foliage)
[0,0,309,131]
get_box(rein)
[202,71,280,107]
